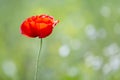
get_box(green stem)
[34,38,42,80]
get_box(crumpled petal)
[20,14,59,38]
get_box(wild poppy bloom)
[20,14,59,38]
[20,14,59,80]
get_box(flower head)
[20,14,59,38]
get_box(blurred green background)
[0,0,120,80]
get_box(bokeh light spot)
[2,60,17,77]
[100,6,111,17]
[59,45,70,57]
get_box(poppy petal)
[20,14,59,38]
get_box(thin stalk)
[34,38,42,80]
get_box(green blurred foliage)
[0,0,120,80]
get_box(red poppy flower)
[20,14,59,38]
